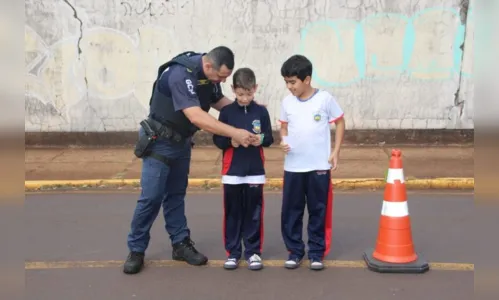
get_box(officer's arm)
[211,96,233,111]
[212,107,232,150]
[169,72,240,138]
[183,107,240,138]
[260,107,274,147]
[210,82,233,111]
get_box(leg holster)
[133,119,171,165]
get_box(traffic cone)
[363,149,430,273]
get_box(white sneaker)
[223,258,239,270]
[247,254,263,270]
[309,259,324,270]
[284,257,302,269]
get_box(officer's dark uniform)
[124,52,225,274]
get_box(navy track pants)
[281,170,333,260]
[222,184,264,260]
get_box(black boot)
[123,251,145,274]
[172,237,208,266]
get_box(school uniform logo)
[252,120,261,133]
[313,111,322,122]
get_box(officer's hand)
[231,139,240,148]
[232,129,255,148]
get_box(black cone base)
[363,248,430,274]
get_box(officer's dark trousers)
[223,183,264,261]
[127,128,192,253]
[281,170,333,261]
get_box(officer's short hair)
[206,46,235,71]
[280,55,313,81]
[232,68,256,90]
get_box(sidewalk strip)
[25,259,474,271]
[25,177,474,191]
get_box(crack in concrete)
[62,0,83,58]
[62,0,91,127]
[214,152,222,165]
[453,0,470,117]
[49,149,67,162]
[381,146,391,158]
[112,157,137,179]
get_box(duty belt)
[146,118,185,143]
[134,118,188,166]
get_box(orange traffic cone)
[363,149,429,273]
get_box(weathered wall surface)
[25,0,474,134]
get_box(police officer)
[124,46,258,274]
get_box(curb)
[25,178,474,191]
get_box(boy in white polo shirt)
[278,54,345,270]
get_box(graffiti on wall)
[299,7,473,87]
[119,0,188,17]
[25,4,473,131]
[25,25,187,130]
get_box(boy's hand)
[280,141,290,153]
[231,139,240,148]
[251,134,263,146]
[329,150,339,171]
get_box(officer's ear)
[253,84,259,93]
[203,60,214,72]
[231,85,235,93]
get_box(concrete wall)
[25,0,474,133]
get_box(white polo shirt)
[279,89,344,173]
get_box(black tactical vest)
[148,51,216,138]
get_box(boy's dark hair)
[232,67,256,90]
[206,46,235,70]
[280,54,313,81]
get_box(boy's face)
[283,76,311,97]
[232,85,258,106]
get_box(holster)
[134,119,157,159]
[146,118,185,143]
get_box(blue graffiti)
[299,7,473,87]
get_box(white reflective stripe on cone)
[386,168,405,184]
[381,200,409,217]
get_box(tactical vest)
[148,51,215,138]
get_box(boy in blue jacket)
[213,67,274,271]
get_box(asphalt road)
[25,190,474,300]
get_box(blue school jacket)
[213,100,274,182]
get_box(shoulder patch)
[185,79,196,95]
